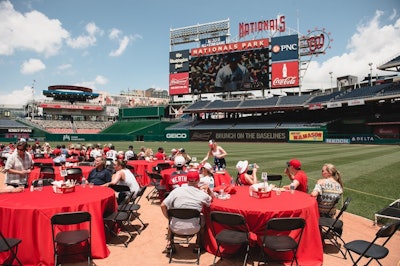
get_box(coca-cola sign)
[271,61,299,88]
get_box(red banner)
[169,72,189,95]
[39,103,103,110]
[271,61,299,88]
[190,38,269,57]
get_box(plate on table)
[272,187,287,192]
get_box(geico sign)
[166,133,187,139]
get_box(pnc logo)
[166,133,187,139]
[273,43,297,53]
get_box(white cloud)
[20,58,46,74]
[66,22,103,49]
[0,85,35,106]
[108,28,142,57]
[58,64,72,70]
[0,0,69,57]
[74,75,109,90]
[109,36,130,57]
[302,10,400,91]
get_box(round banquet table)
[127,160,173,186]
[204,186,323,266]
[0,186,117,266]
[28,166,94,186]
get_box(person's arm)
[103,170,123,186]
[201,150,212,164]
[245,167,258,185]
[0,186,23,193]
[160,202,169,219]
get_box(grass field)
[53,141,400,221]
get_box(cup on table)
[275,189,281,196]
[289,183,295,194]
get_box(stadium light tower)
[329,71,333,91]
[368,62,373,86]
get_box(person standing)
[4,141,33,187]
[311,163,344,217]
[283,159,308,193]
[200,139,227,170]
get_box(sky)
[0,0,399,106]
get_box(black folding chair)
[167,208,201,265]
[32,178,55,187]
[146,171,166,204]
[51,211,91,266]
[103,190,137,247]
[65,167,83,183]
[260,217,306,266]
[0,231,22,266]
[344,221,400,266]
[210,211,250,266]
[118,186,148,232]
[319,197,351,258]
[266,174,283,187]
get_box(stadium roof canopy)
[43,90,99,101]
[377,53,400,72]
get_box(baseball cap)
[187,170,200,182]
[202,162,213,171]
[208,139,215,147]
[287,159,301,169]
[236,160,249,174]
[174,155,186,167]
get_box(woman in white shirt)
[104,159,140,203]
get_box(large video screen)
[190,48,270,94]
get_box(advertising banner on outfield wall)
[289,131,324,142]
[190,129,287,142]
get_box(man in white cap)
[165,155,188,192]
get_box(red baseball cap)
[287,159,301,169]
[187,170,200,182]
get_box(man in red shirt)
[166,155,188,192]
[155,147,166,160]
[284,159,308,193]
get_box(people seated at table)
[168,148,178,161]
[137,146,146,160]
[103,159,140,204]
[155,147,167,160]
[144,148,155,161]
[283,159,308,193]
[87,156,112,186]
[200,139,228,170]
[4,141,33,187]
[161,170,213,252]
[311,163,343,217]
[124,145,136,160]
[89,144,103,160]
[105,145,118,162]
[236,160,258,185]
[199,162,214,188]
[177,148,192,164]
[166,155,188,192]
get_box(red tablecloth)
[29,166,93,185]
[204,186,323,266]
[127,160,173,186]
[160,169,232,189]
[33,157,79,166]
[213,171,232,187]
[0,186,117,266]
